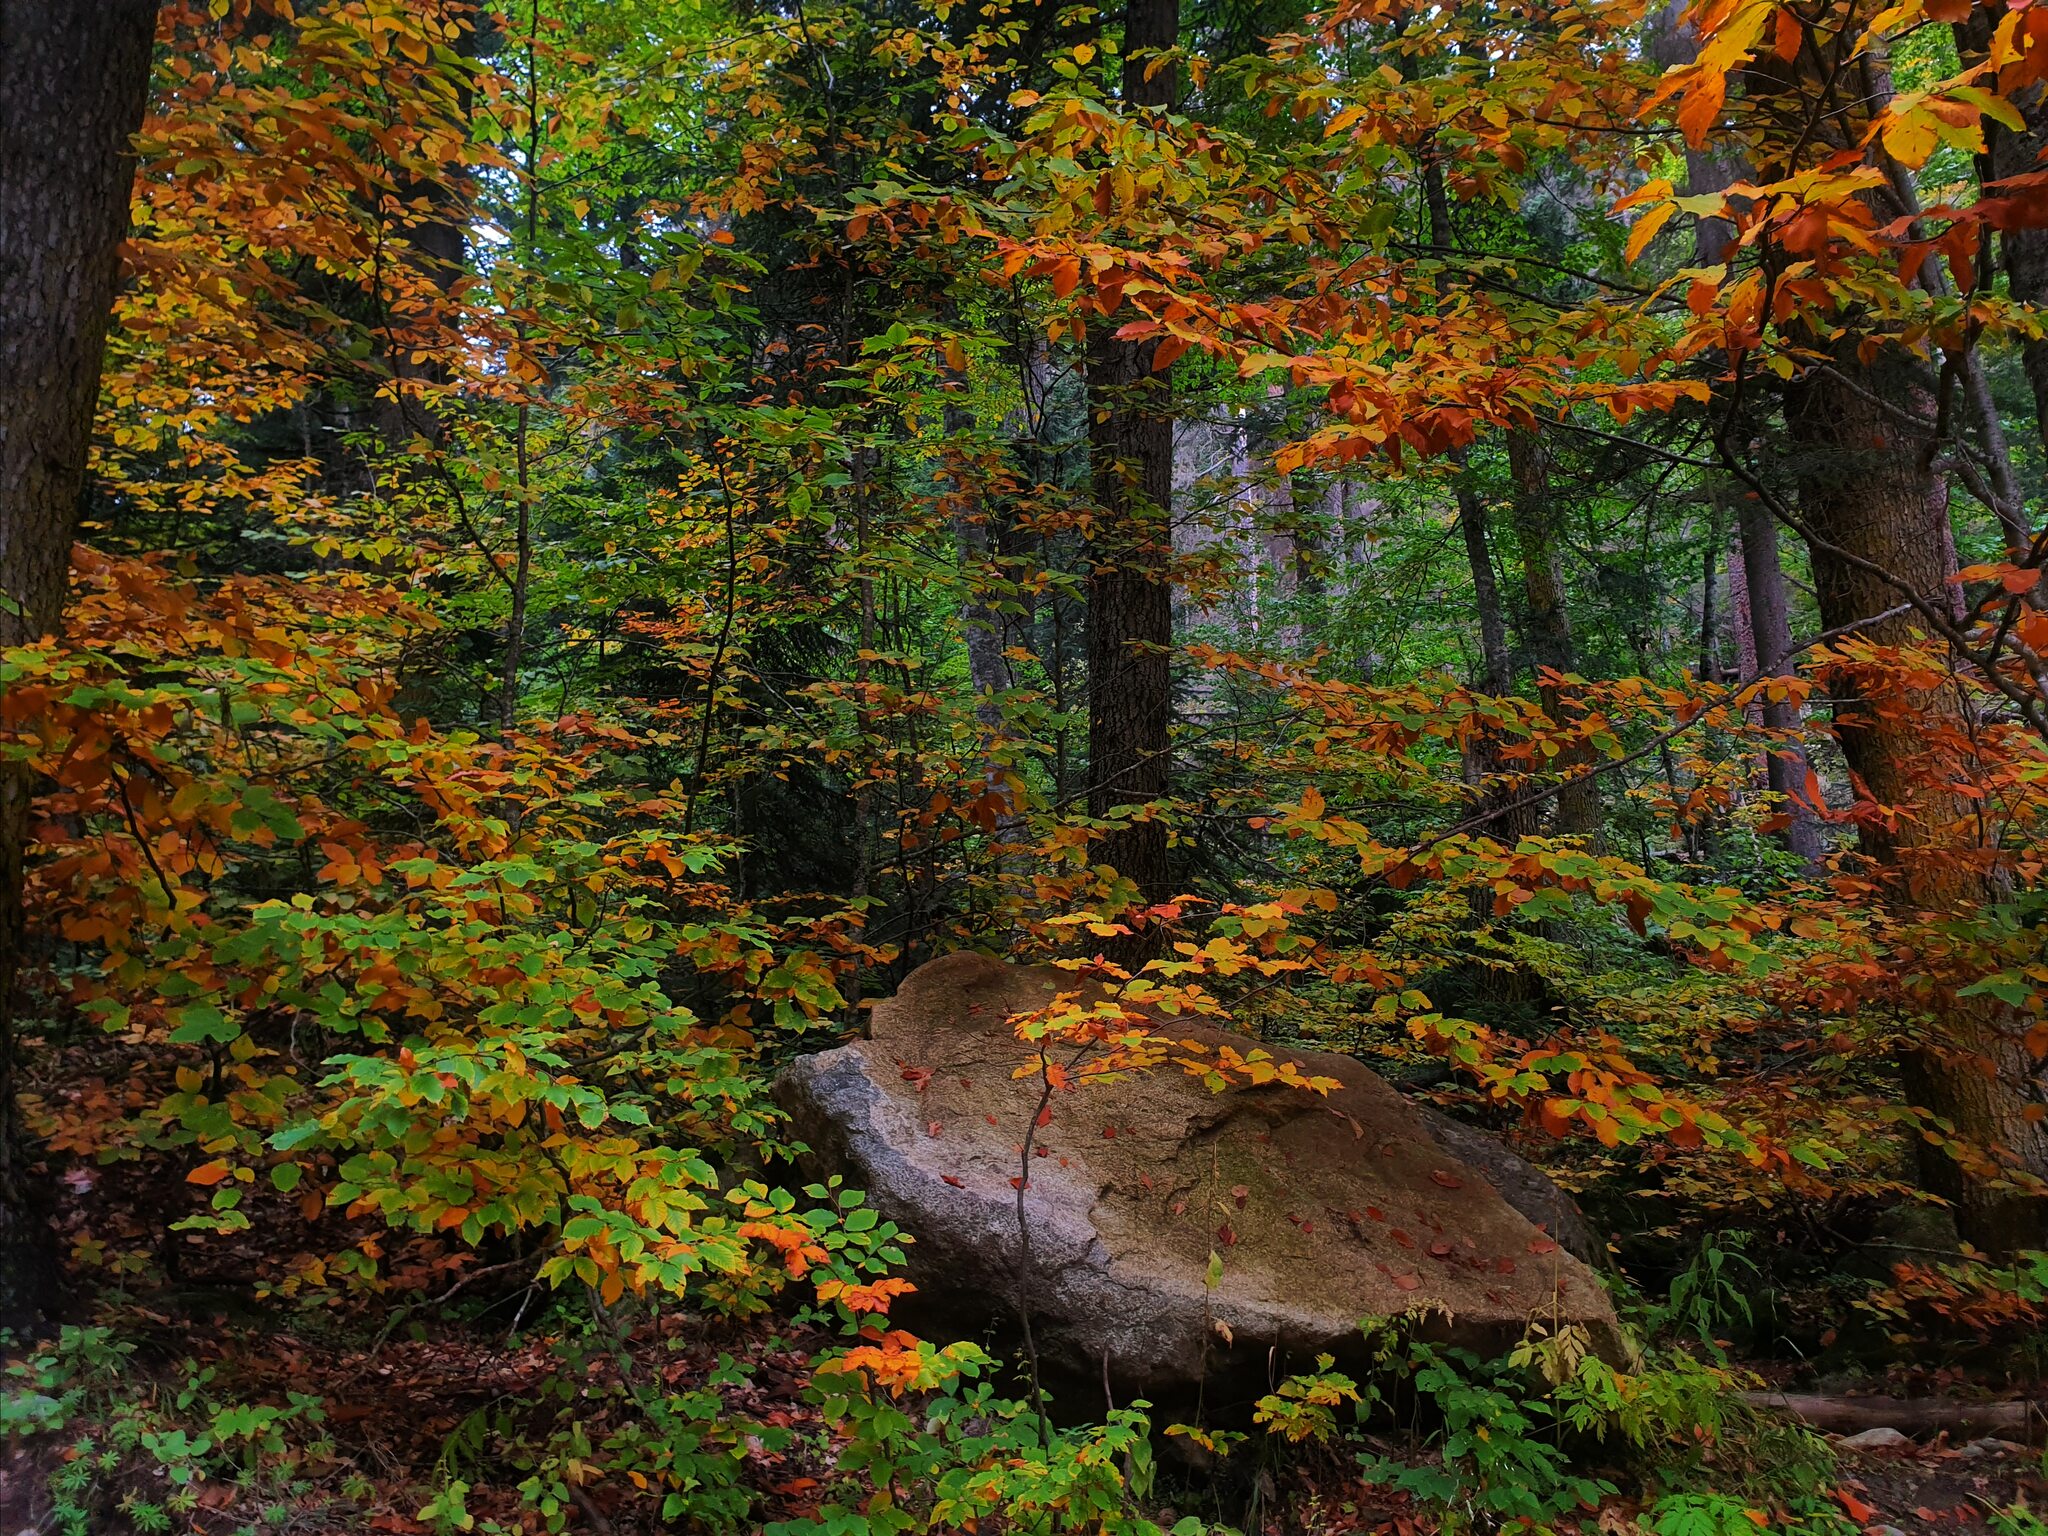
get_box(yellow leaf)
[1624,201,1677,264]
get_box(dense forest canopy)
[7,0,2048,1530]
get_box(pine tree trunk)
[1786,347,2048,1253]
[0,0,162,1335]
[1084,0,1177,917]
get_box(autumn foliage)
[6,0,2048,1530]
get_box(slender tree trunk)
[943,395,1029,901]
[1649,5,1825,865]
[1786,346,2048,1252]
[1423,150,1511,698]
[1725,518,1759,690]
[1954,9,2048,475]
[1735,496,1826,865]
[1697,537,1719,683]
[499,4,541,731]
[375,0,475,449]
[948,441,1012,733]
[1085,0,1177,917]
[0,0,162,1336]
[1505,431,1600,838]
[1422,140,1529,847]
[1457,479,1513,697]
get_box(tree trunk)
[1735,496,1825,865]
[1725,518,1759,689]
[0,0,162,1335]
[1505,431,1600,838]
[1421,143,1531,841]
[1423,151,1511,697]
[1954,8,2048,473]
[1648,4,1824,863]
[1697,537,1719,684]
[375,1,476,451]
[1457,478,1513,698]
[1085,0,1177,918]
[1785,347,2048,1253]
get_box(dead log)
[1741,1391,2045,1444]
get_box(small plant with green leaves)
[766,1338,1224,1536]
[1648,1233,1761,1355]
[1359,1340,1616,1530]
[1990,1501,2048,1536]
[1252,1354,1367,1445]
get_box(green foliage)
[779,1352,1218,1536]
[1253,1354,1367,1444]
[1358,1337,1617,1530]
[2,1329,329,1535]
[1644,1233,1761,1355]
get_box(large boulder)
[775,952,1624,1408]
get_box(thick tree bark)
[1085,0,1177,917]
[1786,348,2048,1252]
[0,0,162,1335]
[1505,431,1600,838]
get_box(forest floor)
[4,1282,2042,1536]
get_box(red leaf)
[1218,1223,1238,1247]
[941,1174,964,1187]
[1430,1170,1464,1189]
[1834,1490,1878,1525]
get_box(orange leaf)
[1772,7,1802,61]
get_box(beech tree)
[1085,0,1180,917]
[0,0,161,1331]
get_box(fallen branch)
[1741,1390,2045,1444]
